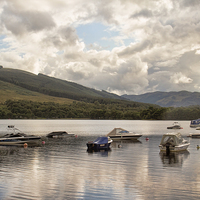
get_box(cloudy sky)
[0,0,200,95]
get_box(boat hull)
[190,124,200,128]
[167,127,182,129]
[0,136,41,146]
[159,143,190,152]
[87,142,111,151]
[109,135,142,140]
[187,133,200,138]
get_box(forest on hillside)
[0,100,200,120]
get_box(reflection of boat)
[0,146,23,156]
[87,149,111,157]
[159,133,190,153]
[190,119,200,127]
[106,128,142,140]
[167,122,183,129]
[159,151,189,167]
[187,133,200,138]
[46,131,75,138]
[0,125,41,146]
[87,137,113,151]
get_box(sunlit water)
[0,120,200,199]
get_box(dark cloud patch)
[42,26,79,48]
[1,7,55,35]
[118,40,152,57]
[180,0,200,8]
[130,9,153,19]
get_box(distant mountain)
[122,91,200,107]
[0,68,125,101]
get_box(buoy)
[145,137,149,141]
[75,135,78,138]
[42,141,45,144]
[24,143,28,148]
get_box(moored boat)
[106,128,142,140]
[46,131,75,138]
[0,125,41,146]
[187,133,200,138]
[167,122,183,129]
[190,119,200,127]
[87,136,113,151]
[159,132,190,153]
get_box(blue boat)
[190,119,200,127]
[87,137,113,151]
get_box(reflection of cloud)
[1,0,200,94]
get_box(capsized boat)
[159,133,190,153]
[87,137,113,151]
[0,125,41,146]
[190,118,200,127]
[167,122,183,129]
[106,128,142,140]
[46,131,75,138]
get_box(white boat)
[106,128,142,140]
[167,122,183,129]
[0,125,41,146]
[159,133,190,153]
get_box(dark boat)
[87,137,113,151]
[46,131,75,138]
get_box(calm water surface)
[0,120,200,200]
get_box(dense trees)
[0,99,199,120]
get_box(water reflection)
[1,120,200,199]
[87,149,111,157]
[159,151,190,167]
[111,140,142,148]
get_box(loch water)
[0,120,200,200]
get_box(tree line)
[0,100,199,120]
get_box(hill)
[0,80,74,104]
[0,68,124,101]
[122,91,200,107]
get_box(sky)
[0,0,200,95]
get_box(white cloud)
[1,0,200,95]
[170,72,193,84]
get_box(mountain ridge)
[1,67,199,108]
[122,91,200,107]
[0,68,125,102]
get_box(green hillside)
[0,67,166,120]
[0,80,73,104]
[0,68,124,101]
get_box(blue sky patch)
[76,23,132,50]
